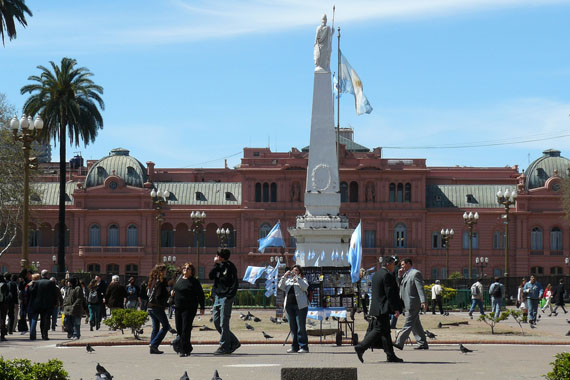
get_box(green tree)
[21,58,104,272]
[0,0,32,45]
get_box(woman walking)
[62,277,86,340]
[278,265,310,353]
[173,262,205,357]
[87,280,100,331]
[147,264,175,354]
[517,278,528,322]
[541,283,554,316]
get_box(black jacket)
[553,283,566,306]
[209,261,239,299]
[368,267,402,317]
[147,278,169,309]
[29,279,58,313]
[173,276,205,311]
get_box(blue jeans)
[212,296,239,352]
[527,298,539,322]
[65,315,81,338]
[491,297,502,318]
[29,313,39,339]
[126,300,138,310]
[88,304,100,327]
[51,307,59,330]
[469,299,484,315]
[285,304,309,351]
[148,308,170,348]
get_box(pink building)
[1,134,568,281]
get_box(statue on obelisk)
[313,14,332,72]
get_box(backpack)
[471,283,480,297]
[127,285,138,301]
[492,283,502,298]
[87,289,99,304]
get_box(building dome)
[85,148,147,188]
[525,149,570,190]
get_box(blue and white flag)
[348,221,362,283]
[258,221,286,253]
[339,51,373,115]
[243,266,266,285]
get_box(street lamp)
[216,227,230,248]
[475,256,489,277]
[496,188,516,279]
[162,255,176,265]
[565,257,569,275]
[190,211,206,279]
[440,228,454,279]
[52,255,57,275]
[11,114,44,269]
[463,211,479,280]
[151,188,170,264]
[32,260,40,271]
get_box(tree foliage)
[545,352,570,380]
[103,308,148,339]
[0,357,68,380]
[0,0,32,45]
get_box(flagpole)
[337,26,341,156]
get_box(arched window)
[255,183,262,202]
[404,183,412,202]
[530,266,544,275]
[87,263,101,273]
[340,182,348,203]
[550,266,563,275]
[550,227,562,252]
[397,183,403,203]
[127,224,138,246]
[107,224,119,246]
[262,183,269,202]
[349,181,359,202]
[270,182,277,202]
[493,231,503,249]
[389,183,396,202]
[531,227,543,251]
[106,263,120,274]
[259,223,272,239]
[394,223,407,248]
[89,224,101,246]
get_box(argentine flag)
[348,221,362,283]
[258,221,286,253]
[339,51,373,115]
[243,266,266,285]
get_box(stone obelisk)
[289,14,353,267]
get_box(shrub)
[478,310,510,334]
[545,352,570,380]
[424,284,458,302]
[103,308,148,339]
[0,358,68,380]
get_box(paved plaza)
[1,309,569,379]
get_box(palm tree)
[0,0,32,45]
[21,57,104,272]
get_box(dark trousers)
[175,307,197,355]
[0,304,7,338]
[432,295,443,314]
[7,303,16,333]
[356,314,396,358]
[39,309,52,338]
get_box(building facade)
[1,132,569,281]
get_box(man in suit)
[393,258,429,350]
[28,270,59,340]
[354,256,403,363]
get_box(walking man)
[552,279,568,315]
[28,270,59,340]
[489,277,504,318]
[524,275,541,325]
[431,280,444,315]
[209,248,240,355]
[468,278,485,319]
[393,258,428,350]
[354,256,403,363]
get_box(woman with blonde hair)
[147,264,174,354]
[172,262,205,357]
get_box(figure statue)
[365,182,375,203]
[314,14,332,72]
[291,182,301,202]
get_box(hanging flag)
[339,51,373,115]
[243,266,266,285]
[258,221,286,253]
[333,73,341,99]
[348,221,362,282]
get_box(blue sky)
[2,0,570,171]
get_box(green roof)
[426,184,517,208]
[302,134,369,153]
[153,182,241,205]
[525,149,570,190]
[32,182,77,205]
[85,148,147,188]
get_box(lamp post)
[440,228,454,279]
[475,256,489,277]
[463,211,479,280]
[10,114,44,270]
[216,227,230,248]
[52,255,57,275]
[565,257,569,275]
[496,188,516,279]
[151,188,170,264]
[162,255,176,265]
[190,211,206,279]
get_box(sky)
[2,0,570,171]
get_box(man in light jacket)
[468,278,485,319]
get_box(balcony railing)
[550,250,563,256]
[79,246,144,255]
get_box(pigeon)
[180,371,190,380]
[86,344,95,353]
[240,312,250,321]
[209,317,214,323]
[270,316,281,324]
[247,311,255,319]
[262,331,273,340]
[199,325,215,331]
[253,317,262,322]
[282,316,288,323]
[444,311,450,316]
[566,319,570,324]
[96,363,113,379]
[212,369,222,380]
[459,344,472,354]
[566,330,570,336]
[425,330,437,339]
[245,323,255,331]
